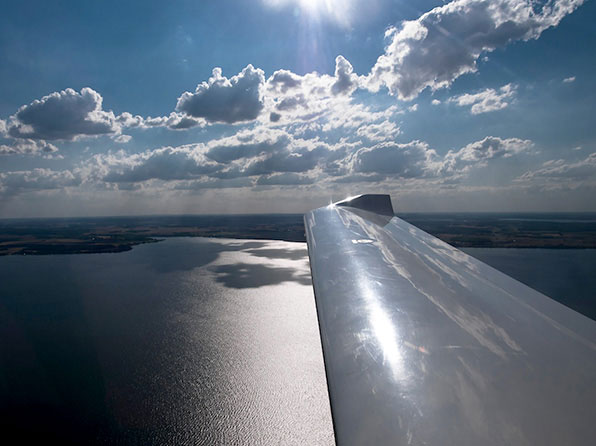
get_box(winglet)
[335,194,394,216]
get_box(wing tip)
[335,194,394,216]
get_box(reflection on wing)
[305,194,596,446]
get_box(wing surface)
[304,194,596,446]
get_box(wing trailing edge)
[305,194,596,446]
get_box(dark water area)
[463,248,596,321]
[0,238,333,445]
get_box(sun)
[264,0,357,27]
[298,0,323,13]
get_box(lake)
[0,237,334,445]
[463,248,596,320]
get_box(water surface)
[0,237,334,445]
[463,248,596,320]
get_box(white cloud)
[174,177,254,190]
[431,99,441,105]
[91,124,349,186]
[89,123,536,191]
[268,69,303,93]
[0,139,59,156]
[356,120,400,142]
[117,111,206,131]
[351,141,439,178]
[366,0,584,100]
[0,168,81,196]
[320,103,399,135]
[517,152,596,181]
[205,128,291,163]
[7,88,120,140]
[265,68,339,125]
[262,57,371,128]
[176,65,265,124]
[563,76,576,83]
[113,134,132,143]
[100,146,219,183]
[450,84,516,114]
[441,136,533,173]
[331,56,360,96]
[256,172,315,186]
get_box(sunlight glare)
[264,0,357,27]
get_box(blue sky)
[0,0,594,216]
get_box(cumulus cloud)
[93,124,535,190]
[517,152,596,181]
[205,128,291,163]
[332,173,388,184]
[256,172,314,186]
[331,56,359,96]
[117,111,206,130]
[113,134,132,143]
[367,0,584,100]
[563,76,576,83]
[352,141,438,177]
[0,168,80,196]
[0,139,59,156]
[175,177,254,190]
[450,84,516,114]
[345,136,533,180]
[320,103,399,135]
[7,88,119,140]
[263,57,368,127]
[176,65,265,124]
[238,144,331,176]
[356,120,400,142]
[264,70,334,124]
[276,94,309,111]
[268,69,302,93]
[441,136,532,173]
[94,126,340,185]
[101,146,219,183]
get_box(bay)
[463,248,596,321]
[0,237,334,445]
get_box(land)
[400,213,596,249]
[0,214,305,256]
[0,213,595,256]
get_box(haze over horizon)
[1,0,595,217]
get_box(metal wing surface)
[304,194,596,446]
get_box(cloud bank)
[367,0,584,99]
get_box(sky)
[0,0,595,217]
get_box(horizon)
[1,0,595,217]
[2,209,596,223]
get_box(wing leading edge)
[305,194,596,446]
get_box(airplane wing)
[304,194,596,446]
